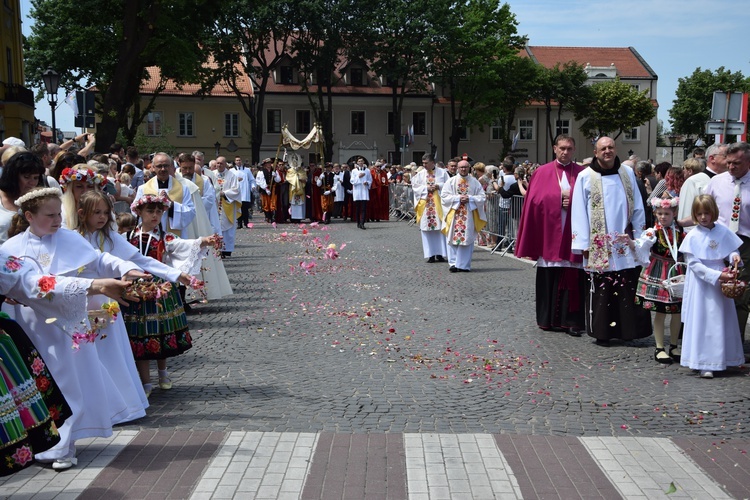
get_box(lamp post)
[668,135,678,164]
[41,68,60,143]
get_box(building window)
[456,120,469,141]
[412,151,426,164]
[350,68,365,86]
[413,112,426,135]
[519,119,534,140]
[280,66,295,85]
[178,112,194,137]
[296,110,311,134]
[146,111,163,136]
[225,113,240,137]
[624,127,640,141]
[267,109,281,133]
[387,111,395,135]
[555,119,570,137]
[490,119,502,141]
[351,111,365,135]
[6,48,13,85]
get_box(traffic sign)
[705,120,745,135]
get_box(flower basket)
[662,262,686,300]
[721,278,747,299]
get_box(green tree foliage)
[669,67,749,138]
[289,0,362,163]
[492,56,540,158]
[25,0,221,151]
[351,0,437,164]
[535,61,590,147]
[575,78,655,140]
[206,0,296,163]
[429,0,528,158]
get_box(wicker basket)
[662,262,686,300]
[721,279,747,299]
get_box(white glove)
[346,189,353,194]
[265,189,271,195]
[324,190,331,196]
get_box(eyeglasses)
[153,164,170,170]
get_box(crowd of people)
[0,132,747,478]
[0,138,234,475]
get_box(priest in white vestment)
[175,154,232,301]
[214,157,241,257]
[571,137,652,344]
[440,160,486,272]
[412,153,448,262]
[133,153,195,236]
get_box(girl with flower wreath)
[58,163,110,229]
[78,190,200,401]
[124,193,216,396]
[1,187,145,471]
[634,196,686,363]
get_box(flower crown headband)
[14,187,63,208]
[651,196,679,209]
[58,167,109,190]
[130,193,172,212]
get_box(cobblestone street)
[4,218,749,499]
[140,219,749,438]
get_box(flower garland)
[14,187,63,207]
[650,196,679,209]
[131,193,172,212]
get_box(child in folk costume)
[678,195,745,379]
[125,194,216,396]
[316,164,335,224]
[2,187,142,470]
[76,191,198,401]
[634,197,686,364]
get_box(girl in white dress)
[679,194,745,378]
[1,187,143,470]
[77,191,196,398]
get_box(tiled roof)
[523,46,657,79]
[139,65,251,97]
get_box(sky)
[22,0,750,134]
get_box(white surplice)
[570,166,646,272]
[440,174,486,270]
[412,167,450,259]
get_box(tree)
[535,61,590,148]
[492,56,540,158]
[669,67,750,138]
[352,0,438,164]
[575,78,655,140]
[288,0,359,163]
[25,0,222,151]
[206,0,296,164]
[429,0,528,158]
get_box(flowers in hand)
[188,275,205,290]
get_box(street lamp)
[41,67,60,143]
[668,135,678,164]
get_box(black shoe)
[435,255,446,262]
[427,256,436,263]
[566,329,583,337]
[457,268,471,272]
[449,266,457,273]
[669,344,681,363]
[595,339,610,347]
[361,225,366,230]
[655,347,673,364]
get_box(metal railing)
[482,193,524,256]
[0,82,35,107]
[388,184,416,223]
[389,185,524,254]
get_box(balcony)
[1,82,35,107]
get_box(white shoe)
[700,371,714,379]
[52,457,78,470]
[143,383,153,397]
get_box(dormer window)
[280,66,295,85]
[351,68,365,86]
